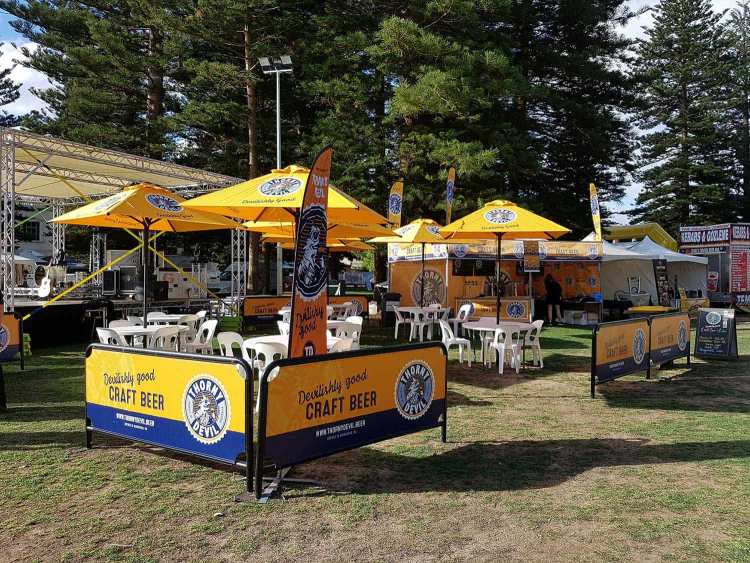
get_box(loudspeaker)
[119,266,138,293]
[102,270,119,296]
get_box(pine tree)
[631,0,731,230]
[725,0,750,219]
[0,42,20,126]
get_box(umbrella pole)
[421,242,425,307]
[142,224,149,323]
[496,233,502,324]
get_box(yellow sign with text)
[260,344,447,468]
[650,313,690,365]
[594,319,650,382]
[86,346,248,464]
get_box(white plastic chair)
[438,320,472,366]
[334,322,361,350]
[185,319,218,355]
[345,316,363,347]
[486,328,520,374]
[410,310,431,342]
[217,331,246,361]
[126,315,143,326]
[244,341,287,411]
[146,311,167,325]
[96,327,128,346]
[196,310,208,321]
[448,304,473,336]
[147,326,181,351]
[329,338,354,353]
[277,321,290,336]
[394,307,412,339]
[108,319,133,328]
[524,320,545,368]
[178,314,200,348]
[278,308,292,323]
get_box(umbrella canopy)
[183,165,390,225]
[440,200,570,240]
[52,183,238,231]
[440,200,570,322]
[368,218,445,244]
[243,220,394,239]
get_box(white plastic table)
[146,313,187,325]
[395,306,450,340]
[463,320,534,367]
[244,334,342,352]
[109,324,188,349]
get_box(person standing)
[544,273,563,324]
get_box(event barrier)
[85,345,253,490]
[243,294,370,321]
[591,312,691,398]
[455,297,533,322]
[0,306,24,410]
[254,342,448,499]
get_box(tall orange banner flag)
[288,147,332,358]
[387,180,404,227]
[446,167,456,224]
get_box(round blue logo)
[678,320,688,351]
[388,193,402,216]
[632,329,647,365]
[426,224,441,235]
[506,301,526,319]
[259,177,302,197]
[0,325,9,353]
[453,244,468,258]
[146,194,182,213]
[294,204,328,300]
[484,209,517,224]
[183,375,230,444]
[412,269,446,306]
[395,361,434,420]
[705,311,722,326]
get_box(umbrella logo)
[0,325,8,353]
[388,193,402,215]
[632,328,647,365]
[411,269,446,306]
[183,374,230,445]
[426,224,441,235]
[294,205,328,299]
[587,244,599,260]
[146,194,182,213]
[484,209,517,224]
[677,320,688,351]
[259,177,302,197]
[395,360,434,420]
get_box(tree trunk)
[146,27,164,159]
[244,22,264,293]
[743,98,750,219]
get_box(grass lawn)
[1,320,749,561]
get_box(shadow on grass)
[0,431,83,449]
[301,438,750,495]
[0,404,83,423]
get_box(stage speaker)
[119,266,138,293]
[102,270,119,296]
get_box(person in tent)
[544,273,563,324]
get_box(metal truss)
[51,201,66,264]
[89,229,105,288]
[231,227,247,305]
[1,129,14,311]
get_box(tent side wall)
[600,259,658,302]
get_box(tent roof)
[600,240,654,262]
[621,236,708,265]
[603,222,678,251]
[4,128,242,201]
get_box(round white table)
[146,313,188,325]
[463,320,534,367]
[109,324,189,349]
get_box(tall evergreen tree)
[725,0,750,219]
[0,43,21,126]
[631,0,731,230]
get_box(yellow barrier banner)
[593,318,650,385]
[86,345,248,464]
[455,297,533,322]
[650,313,690,365]
[243,295,370,318]
[259,344,447,469]
[289,146,332,358]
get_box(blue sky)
[0,1,741,221]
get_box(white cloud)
[0,41,52,115]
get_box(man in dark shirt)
[544,273,563,324]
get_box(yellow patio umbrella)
[243,220,394,239]
[263,236,374,252]
[440,200,570,321]
[369,218,446,306]
[52,182,238,319]
[183,165,390,225]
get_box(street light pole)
[276,71,281,168]
[258,55,293,169]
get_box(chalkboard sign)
[653,259,670,307]
[694,308,738,359]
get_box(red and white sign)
[730,249,749,292]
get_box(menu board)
[523,240,541,273]
[730,248,750,292]
[694,308,738,359]
[652,259,670,307]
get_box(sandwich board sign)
[694,308,738,359]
